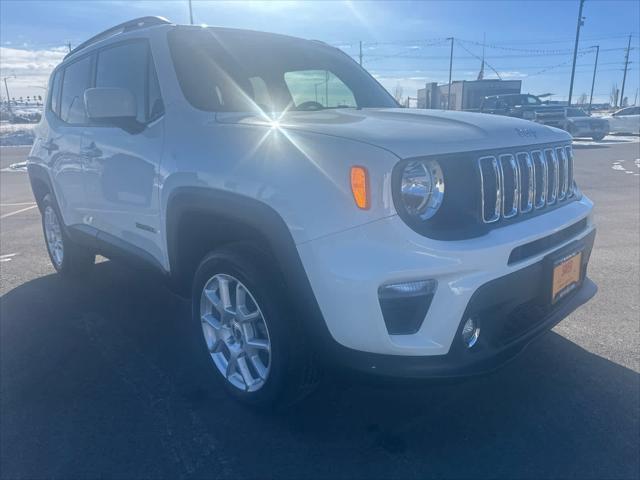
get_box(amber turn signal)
[350,166,370,210]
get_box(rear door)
[47,54,94,226]
[81,39,165,264]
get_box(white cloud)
[375,76,434,98]
[498,71,527,79]
[0,46,66,98]
[0,46,66,73]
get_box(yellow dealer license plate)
[552,251,582,303]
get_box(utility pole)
[447,37,454,110]
[588,45,599,112]
[188,0,194,25]
[619,34,632,108]
[359,41,363,66]
[567,0,585,106]
[66,41,71,53]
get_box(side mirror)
[84,87,143,133]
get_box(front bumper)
[570,121,609,137]
[297,196,596,372]
[327,276,596,379]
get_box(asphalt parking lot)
[1,138,639,479]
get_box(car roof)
[61,17,329,66]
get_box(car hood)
[216,108,570,158]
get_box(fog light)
[461,317,480,348]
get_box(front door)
[81,39,165,266]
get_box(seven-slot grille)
[478,145,574,223]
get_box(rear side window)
[60,55,93,124]
[49,70,62,116]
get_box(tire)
[191,243,319,408]
[41,193,95,275]
[592,133,606,141]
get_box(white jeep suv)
[29,17,597,406]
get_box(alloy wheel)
[200,274,272,392]
[44,205,64,268]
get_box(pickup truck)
[479,94,567,130]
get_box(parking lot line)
[0,204,38,219]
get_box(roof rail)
[64,16,171,60]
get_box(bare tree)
[393,83,404,104]
[610,83,619,108]
[577,93,588,105]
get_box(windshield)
[168,28,398,112]
[524,95,541,105]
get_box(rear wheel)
[192,244,319,407]
[41,193,95,275]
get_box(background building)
[417,79,522,110]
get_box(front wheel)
[41,193,95,275]
[592,133,606,141]
[192,245,319,407]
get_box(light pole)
[567,0,586,106]
[446,37,454,110]
[3,75,16,114]
[588,45,599,112]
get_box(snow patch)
[0,122,36,146]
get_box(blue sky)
[1,0,638,104]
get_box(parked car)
[28,17,597,407]
[565,108,609,141]
[479,93,568,129]
[604,106,640,134]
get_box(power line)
[331,33,639,48]
[472,32,639,45]
[454,39,502,79]
[457,38,574,55]
[361,47,631,61]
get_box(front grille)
[478,144,574,224]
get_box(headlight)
[399,160,445,220]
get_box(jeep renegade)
[28,17,597,406]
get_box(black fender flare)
[26,163,54,211]
[165,187,338,357]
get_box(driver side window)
[284,70,356,109]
